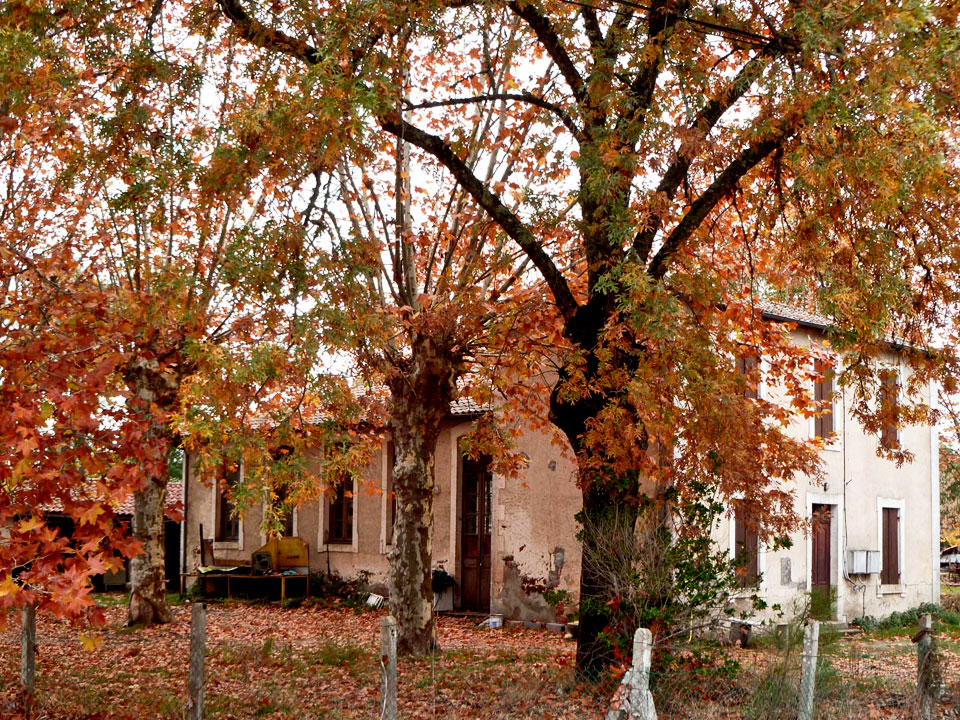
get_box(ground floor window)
[326,482,354,545]
[734,508,760,586]
[216,464,241,543]
[880,505,901,585]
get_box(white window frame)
[318,475,359,554]
[211,462,244,552]
[876,497,905,596]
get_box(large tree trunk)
[386,334,460,656]
[549,336,643,678]
[124,355,180,626]
[128,476,173,625]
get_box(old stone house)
[180,304,940,623]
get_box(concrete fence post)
[605,627,657,720]
[913,612,939,720]
[20,603,36,715]
[380,615,398,720]
[798,620,820,720]
[187,602,206,720]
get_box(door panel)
[811,504,832,592]
[460,455,492,611]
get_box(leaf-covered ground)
[0,598,606,719]
[2,595,959,719]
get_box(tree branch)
[405,92,583,142]
[617,0,690,140]
[217,0,322,65]
[633,49,773,260]
[647,134,785,280]
[507,0,586,102]
[379,112,580,321]
[580,6,606,50]
[216,0,581,319]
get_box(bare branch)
[379,112,580,321]
[648,133,786,280]
[405,92,582,142]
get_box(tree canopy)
[212,0,960,671]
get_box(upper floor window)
[879,369,900,450]
[736,354,760,400]
[216,463,241,543]
[813,360,835,439]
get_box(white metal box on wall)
[846,549,882,575]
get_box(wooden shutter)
[880,371,899,449]
[881,507,900,585]
[814,361,834,438]
[738,355,759,400]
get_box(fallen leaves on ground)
[2,600,959,719]
[0,599,606,719]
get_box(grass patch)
[306,640,367,669]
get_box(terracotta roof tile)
[42,481,183,518]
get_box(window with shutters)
[326,481,354,545]
[215,463,241,543]
[879,369,900,450]
[733,507,760,586]
[813,360,835,439]
[736,354,760,400]
[270,446,295,537]
[880,505,901,586]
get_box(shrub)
[851,602,960,633]
[308,569,372,606]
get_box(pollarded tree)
[212,0,960,673]
[0,1,323,625]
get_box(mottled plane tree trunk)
[386,334,461,654]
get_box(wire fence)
[603,618,960,720]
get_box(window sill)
[213,541,243,552]
[318,542,359,554]
[878,584,904,596]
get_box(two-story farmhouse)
[180,303,940,623]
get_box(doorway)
[459,454,492,611]
[810,503,834,619]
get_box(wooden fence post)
[380,615,398,720]
[797,620,820,720]
[21,604,36,716]
[913,612,939,720]
[187,602,206,720]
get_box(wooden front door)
[460,455,492,611]
[811,504,832,593]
